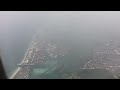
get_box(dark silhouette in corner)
[0,56,7,79]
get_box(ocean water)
[0,11,120,78]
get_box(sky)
[1,11,120,76]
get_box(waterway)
[0,11,120,78]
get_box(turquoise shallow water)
[1,27,119,78]
[1,12,120,78]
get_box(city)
[10,33,69,79]
[10,33,120,79]
[83,40,120,79]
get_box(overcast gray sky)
[1,11,120,32]
[1,11,120,76]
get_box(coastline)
[9,32,37,79]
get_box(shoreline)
[9,32,37,79]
